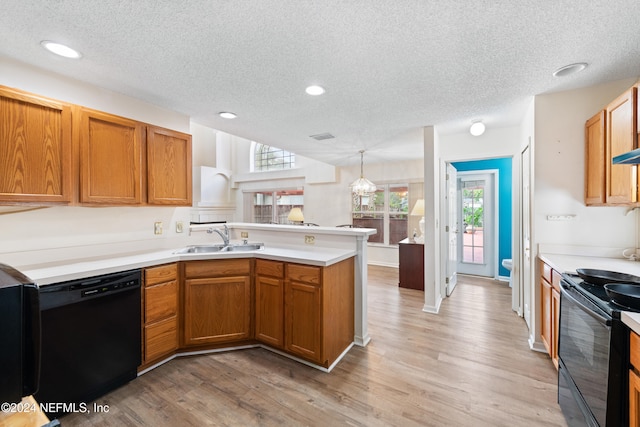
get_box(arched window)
[253,143,295,171]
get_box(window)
[251,190,303,224]
[461,181,484,264]
[352,184,408,245]
[253,143,295,171]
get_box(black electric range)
[562,272,640,317]
[558,272,637,426]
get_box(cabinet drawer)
[145,263,177,286]
[145,315,178,361]
[287,264,321,285]
[184,259,251,278]
[145,280,178,323]
[551,269,562,292]
[540,260,552,283]
[631,330,640,370]
[256,259,284,278]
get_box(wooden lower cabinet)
[142,263,179,366]
[255,259,285,348]
[141,257,356,371]
[286,277,322,362]
[256,258,355,367]
[630,330,640,426]
[182,259,252,346]
[285,258,355,368]
[539,258,560,369]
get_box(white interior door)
[457,172,495,277]
[521,145,531,328]
[446,164,458,296]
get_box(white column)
[353,234,371,346]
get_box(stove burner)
[562,272,640,316]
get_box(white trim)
[137,342,355,376]
[422,296,442,314]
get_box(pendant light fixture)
[350,150,377,195]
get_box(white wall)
[0,57,196,267]
[0,56,190,133]
[224,132,425,266]
[533,78,638,253]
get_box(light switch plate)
[176,221,184,233]
[241,231,249,238]
[154,221,163,235]
[305,235,315,244]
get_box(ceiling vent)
[309,132,335,141]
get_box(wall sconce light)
[287,207,304,225]
[469,120,485,136]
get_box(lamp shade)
[410,199,425,216]
[287,207,304,223]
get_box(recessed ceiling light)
[40,41,82,59]
[553,62,588,77]
[469,120,485,136]
[219,112,237,119]
[305,85,325,96]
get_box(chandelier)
[350,150,377,196]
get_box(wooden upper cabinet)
[0,87,72,204]
[605,86,638,205]
[146,126,192,206]
[79,108,144,205]
[585,110,606,205]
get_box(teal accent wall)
[451,158,512,277]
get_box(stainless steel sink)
[174,244,227,254]
[224,243,264,252]
[174,243,264,254]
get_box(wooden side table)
[398,238,424,291]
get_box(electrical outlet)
[305,235,315,245]
[241,231,249,238]
[176,221,184,233]
[154,221,163,235]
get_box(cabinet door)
[540,278,552,356]
[0,87,72,204]
[79,108,143,204]
[631,369,640,427]
[606,87,638,204]
[183,276,251,346]
[551,286,560,369]
[285,280,322,363]
[255,275,284,348]
[585,110,606,205]
[147,126,192,205]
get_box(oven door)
[558,280,611,426]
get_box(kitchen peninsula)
[9,223,376,372]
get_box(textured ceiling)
[1,1,639,166]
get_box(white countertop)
[22,245,357,286]
[538,253,640,277]
[539,252,640,333]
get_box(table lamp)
[410,199,425,243]
[288,207,304,225]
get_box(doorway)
[457,172,496,277]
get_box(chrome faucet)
[207,224,229,246]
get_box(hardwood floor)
[61,266,567,426]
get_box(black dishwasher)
[35,269,141,417]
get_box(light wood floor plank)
[61,266,567,426]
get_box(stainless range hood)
[613,148,640,164]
